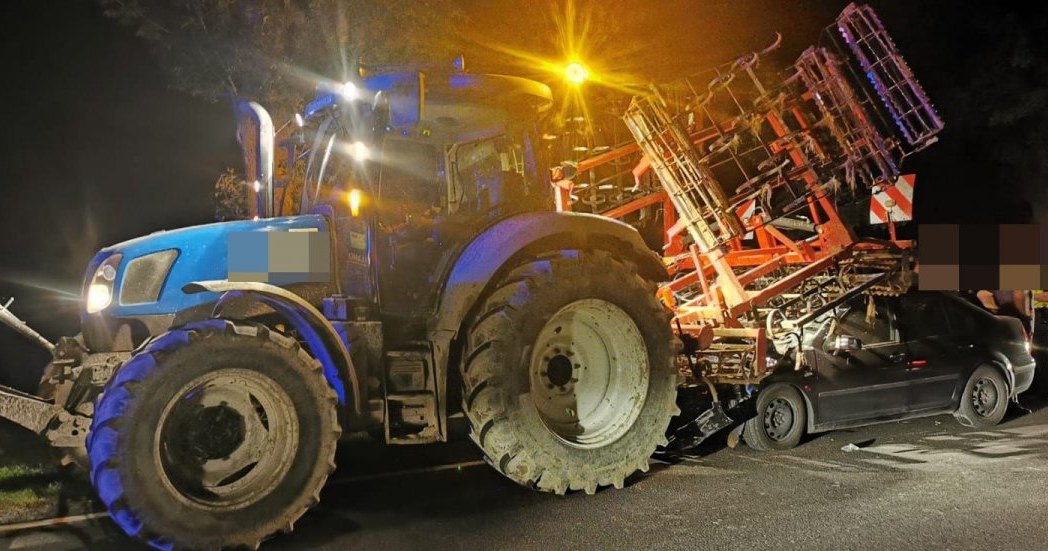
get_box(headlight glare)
[85,254,122,313]
[86,284,112,313]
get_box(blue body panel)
[86,215,328,319]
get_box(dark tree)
[100,0,466,120]
[962,5,1048,220]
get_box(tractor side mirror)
[833,334,863,355]
[388,72,425,129]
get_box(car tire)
[744,384,807,451]
[953,365,1009,428]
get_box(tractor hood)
[83,215,328,319]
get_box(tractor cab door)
[374,131,546,318]
[373,137,446,318]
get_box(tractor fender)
[426,210,667,438]
[183,280,362,417]
[433,211,667,335]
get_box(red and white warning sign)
[869,174,915,224]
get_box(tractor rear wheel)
[86,320,339,549]
[462,250,678,494]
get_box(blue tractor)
[0,66,678,549]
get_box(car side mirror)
[833,335,863,355]
[559,160,579,181]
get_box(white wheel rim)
[529,299,649,449]
[154,369,299,511]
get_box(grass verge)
[0,464,62,524]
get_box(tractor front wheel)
[86,320,339,549]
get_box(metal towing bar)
[0,298,63,433]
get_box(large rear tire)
[462,250,678,494]
[86,320,340,549]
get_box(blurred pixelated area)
[228,231,331,284]
[919,224,1048,290]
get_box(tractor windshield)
[300,113,370,216]
[300,110,547,223]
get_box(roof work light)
[564,62,589,84]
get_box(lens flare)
[86,284,112,314]
[349,141,370,163]
[341,81,360,101]
[564,62,589,84]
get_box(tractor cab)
[272,69,555,318]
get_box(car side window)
[942,298,978,335]
[899,293,950,340]
[835,296,893,345]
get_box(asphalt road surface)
[3,398,1047,551]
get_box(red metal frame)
[548,4,938,384]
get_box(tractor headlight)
[349,141,370,163]
[341,81,360,102]
[348,188,363,217]
[86,254,122,313]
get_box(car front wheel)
[743,384,807,451]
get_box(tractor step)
[383,348,441,444]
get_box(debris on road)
[841,439,876,452]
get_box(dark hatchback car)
[742,291,1036,451]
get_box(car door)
[813,295,914,424]
[896,292,965,410]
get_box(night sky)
[0,0,1044,390]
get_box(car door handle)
[890,353,909,362]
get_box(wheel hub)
[182,405,247,461]
[764,398,795,441]
[544,354,576,389]
[156,370,299,510]
[971,378,999,417]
